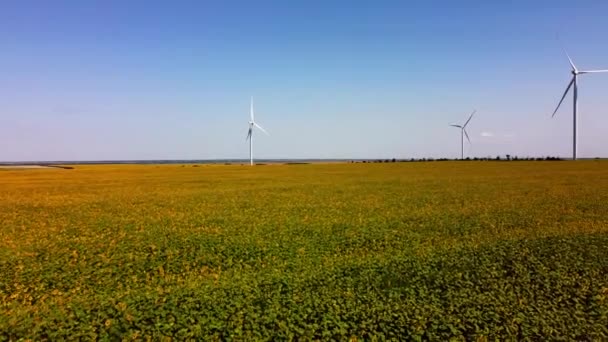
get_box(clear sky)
[2,0,608,161]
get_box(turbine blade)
[552,77,575,117]
[564,49,577,72]
[246,128,252,141]
[463,110,476,127]
[463,129,471,144]
[250,96,254,121]
[254,122,269,135]
[556,34,578,72]
[449,124,462,128]
[579,69,608,73]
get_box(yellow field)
[1,162,608,339]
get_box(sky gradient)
[2,0,608,161]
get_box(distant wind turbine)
[449,110,476,160]
[246,97,269,166]
[551,49,608,160]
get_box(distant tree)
[496,156,501,161]
[391,158,396,163]
[506,154,511,161]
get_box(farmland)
[1,162,608,340]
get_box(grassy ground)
[1,162,608,340]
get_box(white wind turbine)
[449,110,476,160]
[246,97,269,165]
[551,49,608,160]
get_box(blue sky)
[1,0,608,161]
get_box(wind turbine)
[449,110,476,160]
[246,97,269,165]
[551,50,608,160]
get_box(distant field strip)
[1,162,608,339]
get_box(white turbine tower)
[551,50,608,160]
[246,97,269,166]
[449,110,476,160]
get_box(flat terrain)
[1,162,608,340]
[0,165,54,169]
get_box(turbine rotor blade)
[449,124,462,128]
[556,35,578,72]
[564,49,577,72]
[463,110,476,127]
[463,129,471,144]
[253,122,269,135]
[246,128,252,141]
[250,97,254,121]
[552,77,575,118]
[579,69,608,73]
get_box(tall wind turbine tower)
[449,110,476,160]
[551,50,608,160]
[246,97,269,165]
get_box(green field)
[2,162,608,340]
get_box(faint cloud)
[52,105,85,117]
[480,131,494,137]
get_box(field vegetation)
[1,162,608,340]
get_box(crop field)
[1,162,608,340]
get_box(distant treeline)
[44,165,75,169]
[351,156,566,163]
